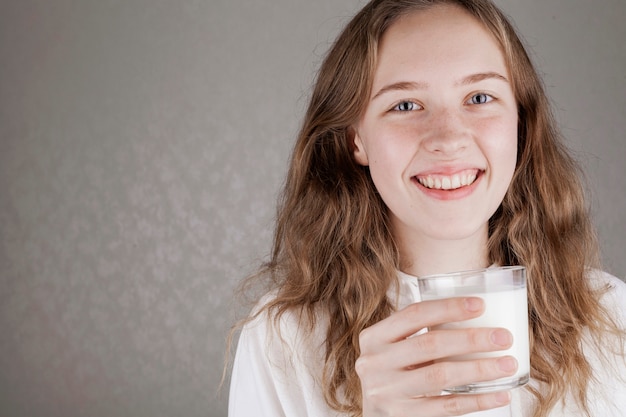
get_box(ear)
[351,128,369,166]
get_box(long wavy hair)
[233,0,623,416]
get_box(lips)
[414,169,480,191]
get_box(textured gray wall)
[0,1,624,416]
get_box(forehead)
[374,4,508,84]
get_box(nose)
[421,109,470,155]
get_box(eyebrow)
[459,72,509,86]
[371,72,509,100]
[371,81,428,100]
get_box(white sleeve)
[513,271,626,417]
[582,271,626,416]
[228,315,286,417]
[228,307,336,417]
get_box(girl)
[228,0,626,416]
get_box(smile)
[415,169,480,190]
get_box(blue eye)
[393,101,420,111]
[469,93,493,104]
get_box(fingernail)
[491,329,513,347]
[497,356,518,373]
[495,391,511,405]
[464,297,483,312]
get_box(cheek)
[491,120,519,189]
[363,136,413,198]
[502,120,519,167]
[482,116,518,160]
[364,125,416,166]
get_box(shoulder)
[516,270,626,417]
[581,270,626,415]
[587,269,626,321]
[587,268,626,289]
[235,292,323,377]
[229,293,338,416]
[242,292,327,352]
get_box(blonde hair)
[233,1,624,416]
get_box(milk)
[418,266,530,392]
[429,287,530,381]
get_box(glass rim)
[417,265,525,281]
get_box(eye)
[392,101,421,112]
[468,93,494,105]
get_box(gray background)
[0,0,624,416]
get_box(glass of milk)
[417,266,530,393]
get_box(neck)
[396,228,490,278]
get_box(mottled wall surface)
[0,1,624,416]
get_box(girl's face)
[353,5,518,250]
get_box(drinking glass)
[417,266,530,393]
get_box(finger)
[385,327,513,369]
[358,350,518,402]
[360,297,485,347]
[361,386,512,417]
[420,391,512,416]
[403,356,519,397]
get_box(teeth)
[417,171,478,190]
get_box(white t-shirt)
[228,270,626,416]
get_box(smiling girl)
[228,1,626,416]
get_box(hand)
[356,296,517,416]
